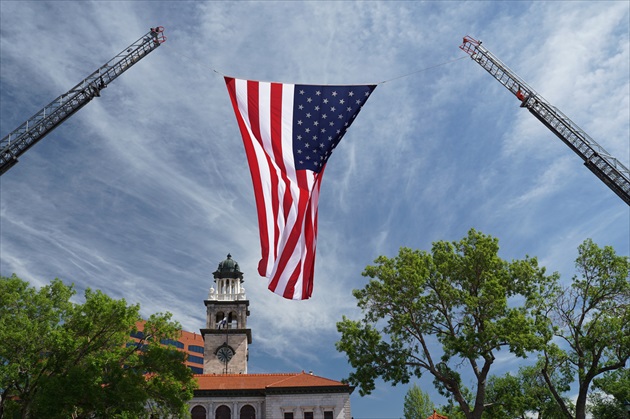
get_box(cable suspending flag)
[225,77,376,300]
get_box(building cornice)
[200,328,252,344]
[204,299,250,307]
[193,385,352,398]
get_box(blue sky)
[1,1,628,418]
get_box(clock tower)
[201,254,252,374]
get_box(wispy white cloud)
[1,2,628,417]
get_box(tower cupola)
[212,253,243,280]
[209,254,246,301]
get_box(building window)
[126,342,147,351]
[216,405,231,419]
[240,404,255,419]
[324,412,334,419]
[283,413,293,419]
[188,366,203,374]
[130,330,144,339]
[189,344,204,354]
[191,405,206,419]
[187,354,204,365]
[160,338,184,349]
[304,412,313,419]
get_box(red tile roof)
[132,322,351,395]
[426,411,448,419]
[195,372,350,392]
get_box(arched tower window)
[228,311,238,328]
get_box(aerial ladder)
[0,26,166,175]
[460,36,630,206]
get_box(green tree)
[484,373,525,419]
[588,368,630,419]
[438,399,466,419]
[537,239,629,419]
[0,275,196,418]
[336,229,556,419]
[484,364,570,419]
[0,275,73,418]
[404,384,435,419]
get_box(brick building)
[131,321,206,374]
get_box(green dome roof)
[213,253,243,280]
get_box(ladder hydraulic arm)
[0,26,166,176]
[460,36,630,206]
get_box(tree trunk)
[0,388,6,419]
[574,382,590,419]
[541,360,573,419]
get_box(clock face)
[217,346,234,363]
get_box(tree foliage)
[484,364,571,419]
[0,275,196,418]
[336,229,556,419]
[588,368,630,419]
[537,239,629,419]
[403,384,435,419]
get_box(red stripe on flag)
[270,169,315,299]
[300,172,323,299]
[268,83,286,268]
[225,76,375,300]
[226,78,273,277]
[227,77,316,300]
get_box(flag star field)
[293,85,376,172]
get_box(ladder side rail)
[535,98,627,166]
[461,37,630,204]
[0,29,160,152]
[531,98,603,160]
[0,88,100,174]
[469,43,541,102]
[527,98,630,203]
[470,41,629,179]
[526,95,630,184]
[470,46,599,159]
[2,86,95,153]
[0,28,163,174]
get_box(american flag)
[225,77,376,300]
